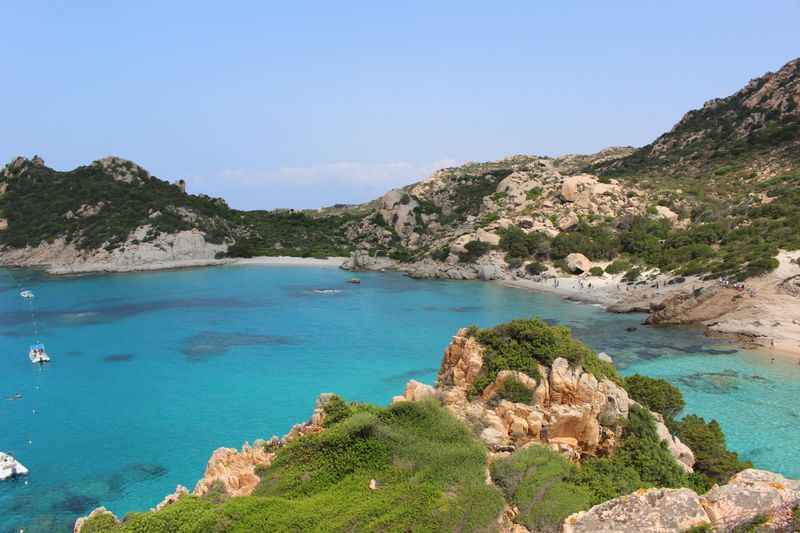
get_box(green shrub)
[525,261,547,275]
[605,259,632,274]
[614,405,689,488]
[321,395,353,427]
[459,240,492,262]
[624,375,685,419]
[430,245,450,262]
[526,187,543,200]
[674,415,752,489]
[506,256,523,269]
[623,268,642,282]
[499,226,550,259]
[551,222,620,261]
[491,445,594,532]
[589,266,604,277]
[496,376,534,404]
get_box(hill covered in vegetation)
[77,318,794,533]
[0,156,361,268]
[343,57,800,284]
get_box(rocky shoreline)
[343,250,800,360]
[74,327,800,532]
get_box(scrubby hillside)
[77,319,795,533]
[344,58,800,284]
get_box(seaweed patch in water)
[103,353,134,363]
[181,331,301,360]
[677,369,741,394]
[382,367,439,384]
[53,493,101,514]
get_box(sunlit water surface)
[1,265,798,532]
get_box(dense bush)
[525,261,547,275]
[673,415,752,490]
[589,266,604,277]
[551,223,620,261]
[430,245,450,262]
[496,376,534,404]
[499,226,550,259]
[613,405,689,489]
[625,375,685,419]
[469,317,619,396]
[459,240,492,262]
[604,259,632,275]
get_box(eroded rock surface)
[563,488,709,533]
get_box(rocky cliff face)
[0,228,228,274]
[394,328,694,471]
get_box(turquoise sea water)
[1,265,799,532]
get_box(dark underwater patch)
[53,493,100,514]
[382,367,440,384]
[0,296,260,329]
[448,306,482,313]
[181,331,300,360]
[677,369,741,394]
[103,353,134,363]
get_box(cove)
[1,265,798,532]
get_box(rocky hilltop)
[75,318,799,532]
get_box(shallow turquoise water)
[0,265,798,532]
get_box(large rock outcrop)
[563,488,710,533]
[193,442,274,498]
[564,469,800,532]
[399,328,691,469]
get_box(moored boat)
[0,452,28,480]
[29,343,50,364]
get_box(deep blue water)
[1,265,799,532]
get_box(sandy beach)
[230,256,348,268]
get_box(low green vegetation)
[625,375,685,419]
[229,211,356,258]
[458,240,492,262]
[495,376,534,403]
[84,400,505,532]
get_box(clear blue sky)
[1,1,798,210]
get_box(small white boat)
[29,343,50,364]
[0,452,28,480]
[20,289,34,299]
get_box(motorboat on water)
[19,289,34,299]
[29,343,50,364]
[0,452,28,480]
[348,278,362,284]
